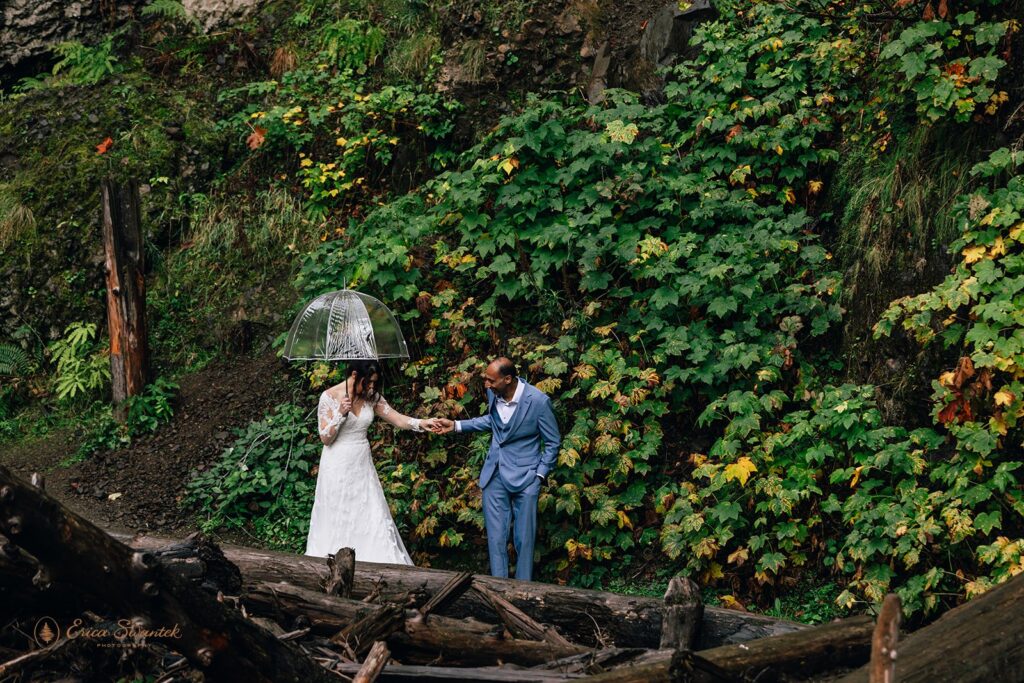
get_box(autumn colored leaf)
[723,456,757,486]
[937,0,948,18]
[719,594,747,611]
[725,124,742,142]
[247,126,267,150]
[952,356,975,388]
[95,137,113,154]
[962,245,986,263]
[727,547,749,566]
[922,2,935,20]
[994,390,1015,407]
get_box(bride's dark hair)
[345,359,384,403]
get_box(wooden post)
[869,594,900,683]
[326,548,356,598]
[101,179,148,420]
[660,576,703,650]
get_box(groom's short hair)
[494,357,517,378]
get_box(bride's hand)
[337,396,353,415]
[420,418,441,433]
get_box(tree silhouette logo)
[33,617,60,647]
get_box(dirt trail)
[1,351,298,536]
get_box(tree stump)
[659,576,702,651]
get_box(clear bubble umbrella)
[282,290,410,361]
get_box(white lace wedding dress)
[304,391,414,564]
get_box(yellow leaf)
[940,371,956,387]
[499,157,519,175]
[720,594,747,611]
[784,188,796,204]
[1009,222,1024,241]
[616,510,633,530]
[990,237,1007,257]
[775,144,784,155]
[727,547,749,565]
[594,323,617,336]
[701,562,724,584]
[808,179,824,195]
[962,245,987,263]
[850,465,863,488]
[995,390,1015,406]
[723,456,757,486]
[558,448,580,467]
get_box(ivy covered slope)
[223,0,1022,615]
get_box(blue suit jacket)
[459,380,561,492]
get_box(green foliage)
[183,403,321,550]
[877,10,1009,123]
[48,323,111,403]
[51,35,122,86]
[319,19,386,73]
[0,343,31,378]
[125,377,179,436]
[140,0,199,30]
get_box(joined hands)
[421,418,454,434]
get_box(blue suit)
[458,380,560,580]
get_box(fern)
[0,343,31,378]
[52,36,121,85]
[141,0,200,29]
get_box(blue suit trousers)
[482,467,540,580]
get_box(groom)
[437,358,560,581]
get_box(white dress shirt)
[456,379,524,431]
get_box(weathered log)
[354,641,390,683]
[333,661,587,682]
[536,647,651,675]
[113,532,804,648]
[0,466,334,682]
[327,548,356,598]
[419,570,472,620]
[244,580,591,667]
[332,603,406,658]
[582,614,874,682]
[578,648,741,683]
[869,594,900,683]
[838,573,1024,683]
[473,582,577,648]
[659,576,702,650]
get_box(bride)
[305,359,440,563]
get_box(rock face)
[182,0,265,33]
[0,0,265,76]
[0,1,140,75]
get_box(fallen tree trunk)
[244,581,591,667]
[838,573,1024,683]
[0,466,334,683]
[115,532,804,648]
[579,614,874,682]
[332,661,587,682]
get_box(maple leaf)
[95,137,113,154]
[995,390,1015,406]
[725,124,742,142]
[922,2,935,20]
[962,245,986,263]
[723,456,757,486]
[246,126,267,150]
[952,356,975,388]
[937,0,948,18]
[727,547,749,566]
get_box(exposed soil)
[1,351,298,537]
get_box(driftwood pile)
[2,463,1024,682]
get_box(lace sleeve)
[318,391,345,445]
[374,396,423,431]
